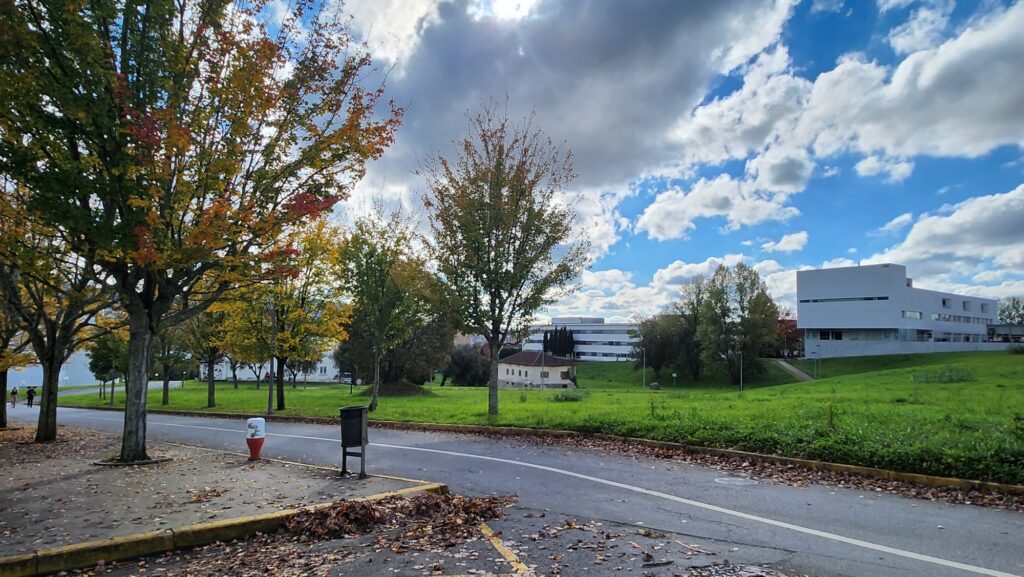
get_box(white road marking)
[75,413,1019,577]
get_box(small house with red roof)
[498,351,577,389]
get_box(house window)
[319,366,326,374]
[541,371,549,378]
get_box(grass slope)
[60,352,1024,483]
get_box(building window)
[902,310,922,319]
[981,303,989,313]
[319,366,326,374]
[962,301,972,311]
[541,371,549,378]
[819,330,843,341]
[942,298,952,309]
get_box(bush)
[551,389,589,402]
[1008,344,1024,355]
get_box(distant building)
[797,263,1003,358]
[522,317,637,361]
[498,350,576,388]
[11,351,98,388]
[199,350,338,382]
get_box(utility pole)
[642,347,647,389]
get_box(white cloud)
[888,1,953,55]
[877,0,914,13]
[761,231,808,253]
[875,212,913,234]
[811,0,844,13]
[635,175,799,241]
[343,0,440,69]
[863,185,1024,289]
[854,155,914,182]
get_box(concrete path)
[772,358,814,382]
[9,407,1024,577]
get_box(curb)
[59,404,1024,496]
[0,482,447,577]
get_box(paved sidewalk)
[0,425,418,557]
[770,359,814,382]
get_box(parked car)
[341,372,353,384]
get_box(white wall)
[10,351,99,388]
[523,321,637,361]
[498,362,575,388]
[806,341,1011,358]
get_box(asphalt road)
[8,406,1024,577]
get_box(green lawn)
[60,352,1024,484]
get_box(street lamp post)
[642,347,647,389]
[672,372,677,387]
[739,349,743,392]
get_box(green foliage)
[444,345,490,386]
[551,388,589,402]
[422,105,590,416]
[1008,344,1024,355]
[544,328,576,357]
[338,214,431,411]
[87,333,129,383]
[999,296,1024,325]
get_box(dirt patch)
[0,426,421,556]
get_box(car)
[340,372,353,384]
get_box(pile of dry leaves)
[286,492,516,549]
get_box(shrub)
[910,365,975,383]
[551,389,589,402]
[1008,344,1024,355]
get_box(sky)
[332,0,1024,322]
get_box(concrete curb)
[58,404,1024,495]
[0,482,447,577]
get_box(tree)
[999,297,1024,325]
[422,108,590,415]
[444,345,490,387]
[545,327,576,357]
[86,331,129,405]
[181,309,224,408]
[337,214,429,411]
[632,314,678,379]
[153,325,188,405]
[218,221,347,409]
[698,264,779,385]
[675,277,704,380]
[0,190,109,441]
[0,0,400,461]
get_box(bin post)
[339,406,368,479]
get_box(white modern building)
[797,263,1002,358]
[522,317,637,361]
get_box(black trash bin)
[339,406,368,478]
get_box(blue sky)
[336,0,1024,321]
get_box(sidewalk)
[0,425,420,557]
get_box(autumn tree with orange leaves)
[0,0,400,461]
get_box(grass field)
[60,351,1024,483]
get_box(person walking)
[9,386,16,408]
[26,386,36,408]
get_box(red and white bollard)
[246,417,266,461]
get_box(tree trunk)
[231,364,238,389]
[439,372,448,387]
[369,353,381,412]
[0,369,7,428]
[488,346,499,416]
[206,357,216,408]
[275,357,286,411]
[109,378,115,406]
[35,354,62,442]
[120,317,152,462]
[161,363,170,405]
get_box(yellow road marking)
[479,522,531,575]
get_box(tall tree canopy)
[999,297,1024,325]
[0,0,400,460]
[422,108,590,415]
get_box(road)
[8,405,1023,577]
